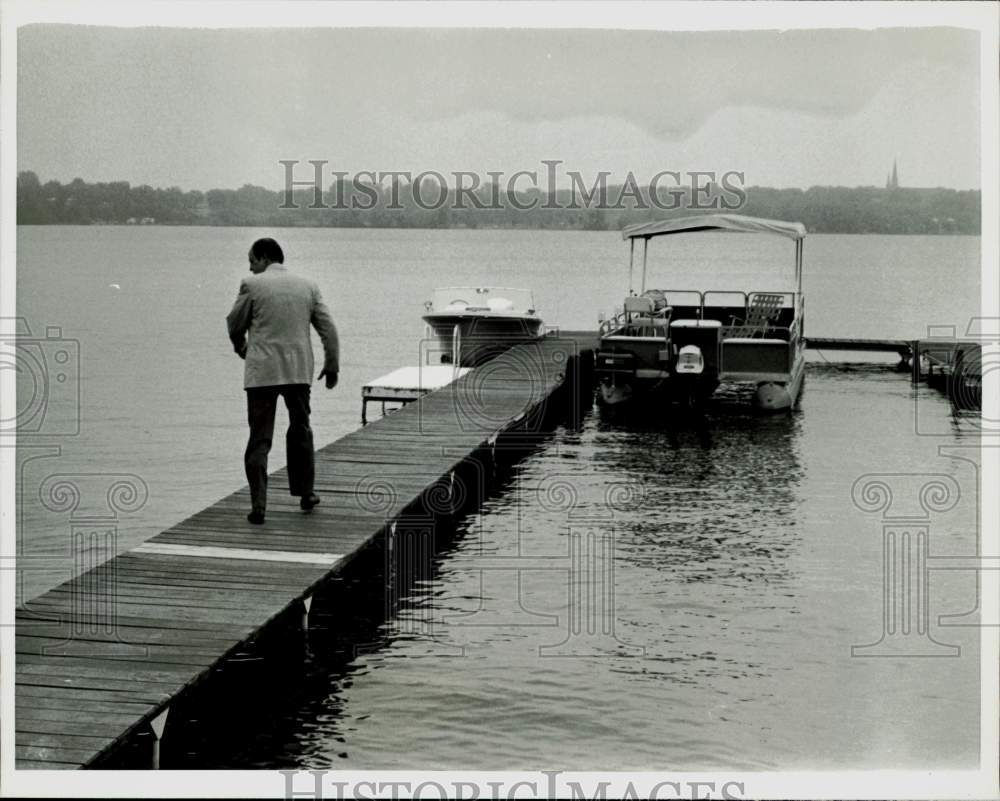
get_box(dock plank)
[16,707,150,726]
[15,691,161,715]
[17,684,174,707]
[16,759,85,770]
[16,656,212,681]
[16,672,200,696]
[17,610,251,634]
[20,599,273,626]
[16,718,143,739]
[34,583,293,607]
[16,732,119,759]
[15,746,92,768]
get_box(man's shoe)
[247,509,265,525]
[300,493,320,512]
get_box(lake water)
[14,226,983,769]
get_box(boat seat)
[641,289,670,311]
[624,296,655,314]
[724,293,785,338]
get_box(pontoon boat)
[596,214,807,411]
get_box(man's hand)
[235,342,247,360]
[318,367,338,389]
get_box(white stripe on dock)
[132,542,345,566]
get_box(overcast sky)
[17,24,982,191]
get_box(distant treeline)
[17,171,981,234]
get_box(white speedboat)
[596,214,807,412]
[422,286,544,367]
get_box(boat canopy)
[622,214,807,242]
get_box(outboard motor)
[669,319,722,406]
[675,344,705,375]
[674,344,706,408]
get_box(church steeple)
[886,159,899,190]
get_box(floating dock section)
[804,336,913,360]
[805,336,982,409]
[361,365,472,424]
[15,334,595,769]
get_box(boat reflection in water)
[592,399,805,590]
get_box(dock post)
[301,595,313,631]
[149,707,169,769]
[487,434,499,479]
[910,340,921,384]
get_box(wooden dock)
[804,336,982,409]
[804,336,913,358]
[15,334,592,769]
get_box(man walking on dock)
[226,238,339,525]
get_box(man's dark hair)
[250,237,284,264]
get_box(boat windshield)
[429,286,536,313]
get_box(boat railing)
[598,313,625,336]
[642,289,797,319]
[600,289,800,338]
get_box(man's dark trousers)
[245,384,314,512]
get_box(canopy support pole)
[628,238,635,295]
[641,237,649,294]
